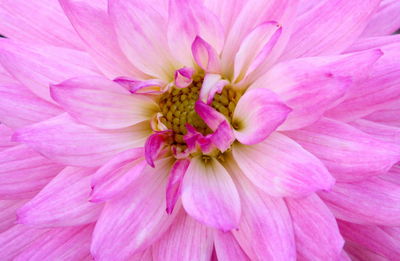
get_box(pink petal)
[0,200,26,233]
[199,73,228,104]
[90,148,146,203]
[281,0,380,59]
[0,124,15,149]
[232,88,291,145]
[153,210,213,261]
[346,34,400,53]
[12,114,151,167]
[166,159,190,214]
[0,0,84,49]
[350,119,400,144]
[108,0,175,80]
[91,158,177,260]
[59,0,146,79]
[365,108,400,127]
[286,194,344,260]
[345,241,388,261]
[210,121,235,153]
[145,131,172,168]
[174,67,195,88]
[287,118,400,182]
[361,0,400,37]
[191,36,221,73]
[14,225,93,261]
[214,231,250,261]
[50,76,158,129]
[233,132,334,197]
[168,0,224,66]
[0,145,63,199]
[194,100,227,131]
[225,163,295,261]
[181,156,241,231]
[17,167,102,227]
[0,39,100,103]
[0,82,62,129]
[114,77,167,94]
[233,21,282,83]
[319,174,400,225]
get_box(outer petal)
[181,156,241,231]
[91,158,176,260]
[365,108,400,128]
[16,167,102,227]
[346,34,400,53]
[214,231,250,261]
[0,145,63,199]
[14,225,93,261]
[168,0,224,66]
[232,88,291,145]
[59,0,145,79]
[362,0,400,37]
[225,160,295,261]
[0,0,83,49]
[345,241,389,261]
[281,0,380,59]
[50,76,158,129]
[319,175,400,225]
[152,210,213,261]
[232,132,334,197]
[0,124,15,149]
[12,114,151,167]
[350,119,400,144]
[166,159,190,214]
[0,200,26,233]
[0,39,99,102]
[286,118,400,182]
[109,0,176,80]
[286,194,344,260]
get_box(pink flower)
[0,0,400,260]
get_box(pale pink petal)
[50,76,158,129]
[17,167,102,227]
[194,100,228,131]
[191,36,221,73]
[0,0,84,49]
[287,118,400,182]
[199,74,228,104]
[0,124,15,149]
[0,200,26,233]
[182,156,241,231]
[90,148,146,203]
[346,34,400,53]
[286,194,344,260]
[166,159,190,214]
[145,131,172,168]
[338,221,400,259]
[91,158,177,260]
[319,174,400,225]
[0,39,100,102]
[233,21,282,83]
[362,0,400,37]
[225,162,295,260]
[0,145,63,199]
[152,210,213,261]
[232,88,291,145]
[0,82,62,129]
[12,114,151,167]
[168,0,224,66]
[232,132,334,197]
[109,0,176,80]
[214,231,250,261]
[326,43,400,121]
[59,0,146,79]
[281,0,380,59]
[115,77,167,94]
[14,225,93,261]
[350,119,400,144]
[174,67,194,88]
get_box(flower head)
[1,0,400,260]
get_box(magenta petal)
[17,167,102,227]
[144,131,172,167]
[195,100,227,131]
[153,210,213,261]
[286,195,344,260]
[233,88,291,145]
[0,200,26,233]
[191,36,221,73]
[174,67,195,88]
[210,121,235,153]
[182,156,241,231]
[166,159,190,214]
[362,0,400,37]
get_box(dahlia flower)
[1,0,400,260]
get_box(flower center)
[158,77,240,145]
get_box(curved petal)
[233,132,334,197]
[144,131,172,168]
[362,0,400,37]
[182,156,241,231]
[195,100,227,131]
[50,76,158,129]
[17,167,102,227]
[166,159,190,214]
[286,118,400,182]
[350,119,400,144]
[12,114,151,167]
[91,158,176,260]
[365,108,400,128]
[232,88,291,145]
[192,36,221,73]
[286,194,344,260]
[152,210,213,261]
